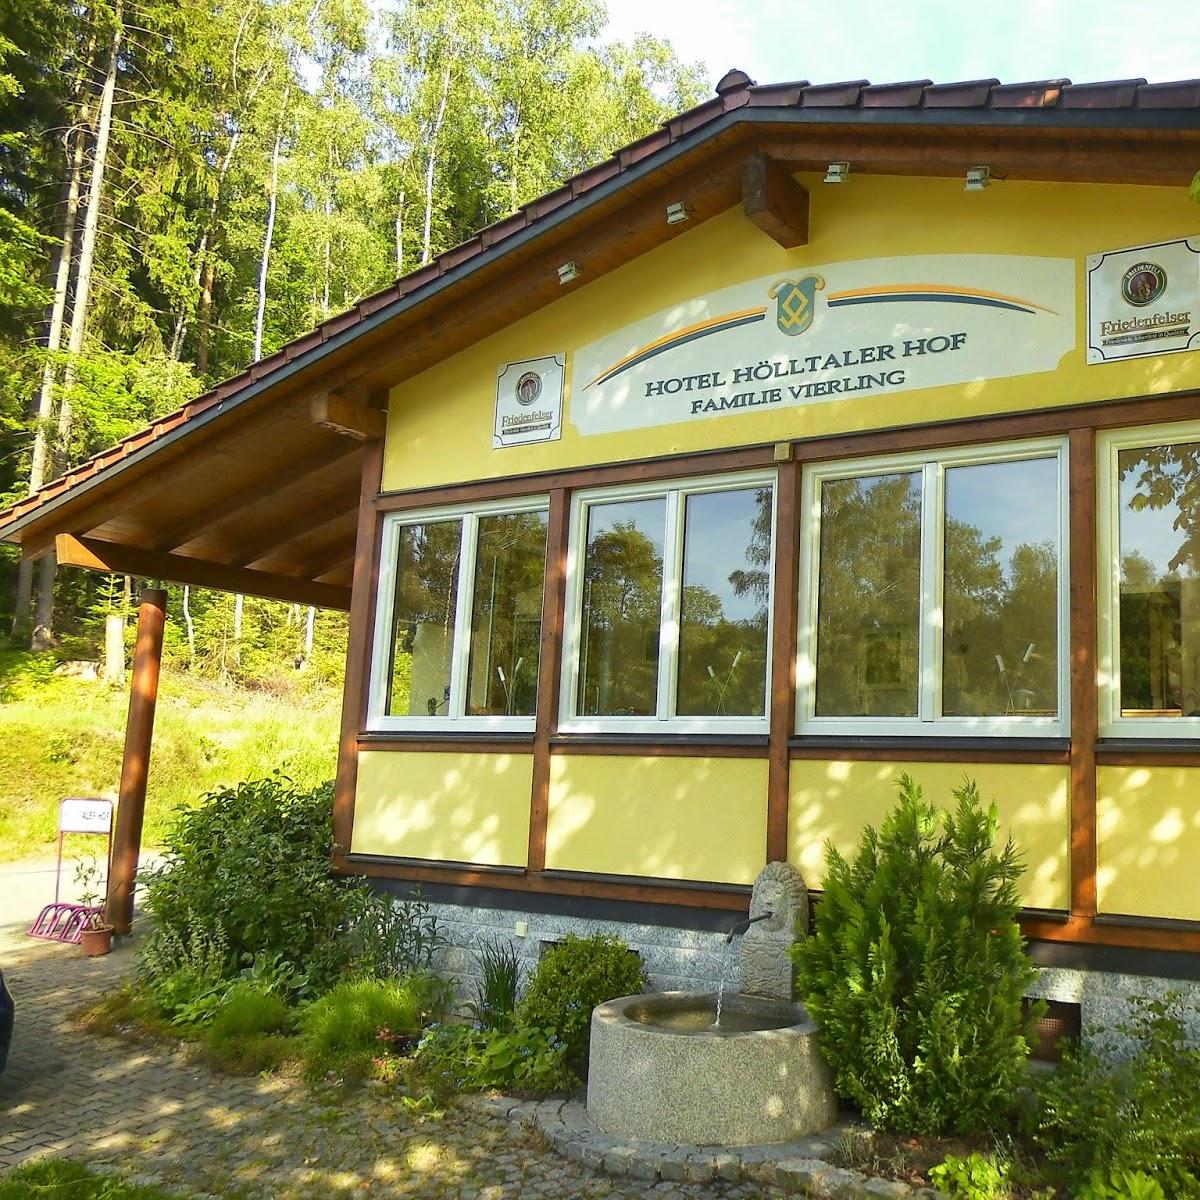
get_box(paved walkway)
[0,865,785,1199]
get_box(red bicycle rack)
[27,797,114,945]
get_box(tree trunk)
[34,1,123,647]
[395,188,405,274]
[11,70,95,637]
[104,609,125,683]
[422,64,451,266]
[195,256,215,375]
[301,604,315,669]
[182,584,195,662]
[253,104,286,362]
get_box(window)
[798,441,1068,736]
[561,473,775,734]
[367,498,549,730]
[1099,423,1200,736]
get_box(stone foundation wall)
[427,899,732,999]
[425,895,1200,1054]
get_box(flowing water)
[714,937,733,1028]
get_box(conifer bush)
[792,774,1041,1136]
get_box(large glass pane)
[1117,441,1200,718]
[815,472,922,717]
[465,510,548,717]
[577,497,665,716]
[677,487,771,716]
[942,457,1060,717]
[386,520,462,717]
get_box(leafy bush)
[929,1151,1009,1199]
[792,775,1040,1136]
[348,887,445,979]
[516,934,646,1074]
[467,938,522,1031]
[139,776,360,992]
[1035,993,1200,1195]
[137,922,232,1025]
[414,1021,576,1097]
[207,982,290,1043]
[1075,1170,1167,1200]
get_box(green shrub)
[348,887,445,979]
[1075,1170,1167,1200]
[516,934,646,1074]
[207,981,290,1043]
[1035,994,1200,1196]
[792,774,1040,1136]
[137,923,233,1025]
[414,1021,576,1097]
[467,938,522,1031]
[929,1151,1009,1199]
[297,975,442,1076]
[138,776,361,993]
[205,1031,295,1076]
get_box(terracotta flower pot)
[80,925,115,957]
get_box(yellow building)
[4,71,1200,1026]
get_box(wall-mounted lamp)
[557,260,582,285]
[824,162,850,184]
[665,201,692,225]
[965,165,991,192]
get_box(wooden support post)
[105,587,167,935]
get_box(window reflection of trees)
[387,520,463,717]
[1118,443,1200,717]
[466,512,548,717]
[578,510,664,716]
[677,487,771,716]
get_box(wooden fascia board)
[54,534,351,610]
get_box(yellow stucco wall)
[545,755,768,884]
[384,174,1200,492]
[1097,765,1200,921]
[352,750,532,867]
[788,760,1070,910]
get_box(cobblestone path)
[0,910,784,1199]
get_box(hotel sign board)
[494,354,565,448]
[1086,238,1200,364]
[571,255,1075,437]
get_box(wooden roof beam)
[230,493,359,568]
[310,389,387,440]
[54,534,350,611]
[741,152,809,249]
[283,525,358,581]
[148,439,360,553]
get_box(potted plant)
[75,857,114,957]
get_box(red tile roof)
[3,71,1199,537]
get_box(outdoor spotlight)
[665,201,692,225]
[965,165,991,192]
[557,260,581,284]
[824,162,850,184]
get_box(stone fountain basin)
[586,991,837,1146]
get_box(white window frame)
[797,438,1070,738]
[1098,420,1200,739]
[366,495,550,733]
[559,470,778,736]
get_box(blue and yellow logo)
[768,275,825,336]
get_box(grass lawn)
[0,653,338,864]
[0,1160,187,1198]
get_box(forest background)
[0,0,706,861]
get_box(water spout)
[714,910,774,1027]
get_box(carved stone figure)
[737,860,809,1000]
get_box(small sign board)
[1087,238,1200,364]
[59,797,114,834]
[494,355,565,448]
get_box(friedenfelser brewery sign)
[571,255,1075,437]
[1087,239,1200,364]
[494,354,564,447]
